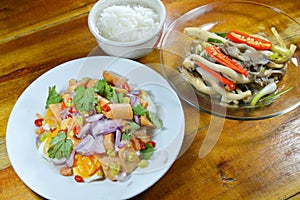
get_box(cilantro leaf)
[46,86,62,108]
[132,104,148,116]
[122,121,140,138]
[111,89,119,103]
[140,143,154,160]
[73,86,97,113]
[94,79,114,100]
[94,79,106,94]
[121,133,131,140]
[47,131,73,159]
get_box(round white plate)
[6,56,185,200]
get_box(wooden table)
[1,0,299,199]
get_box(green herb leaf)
[94,79,115,101]
[121,133,131,140]
[73,86,97,113]
[46,86,62,109]
[111,89,119,103]
[132,104,148,116]
[140,143,154,160]
[47,131,73,159]
[122,121,140,138]
[148,112,163,129]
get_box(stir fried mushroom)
[219,42,270,68]
[180,27,296,106]
[195,65,252,102]
[178,66,219,95]
[184,27,228,43]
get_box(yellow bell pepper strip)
[195,61,236,91]
[205,45,248,77]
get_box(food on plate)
[34,71,163,182]
[179,27,297,106]
[96,4,160,42]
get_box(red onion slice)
[66,150,75,167]
[91,119,123,136]
[77,123,91,139]
[85,114,104,123]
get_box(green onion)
[207,38,223,43]
[215,32,227,38]
[250,82,277,106]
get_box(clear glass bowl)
[159,1,300,120]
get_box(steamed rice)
[96,4,160,42]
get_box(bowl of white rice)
[88,0,166,59]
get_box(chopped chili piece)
[34,118,43,127]
[102,103,111,112]
[205,45,248,77]
[226,30,272,50]
[74,175,84,182]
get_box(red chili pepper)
[102,103,111,112]
[195,61,236,90]
[69,106,73,113]
[205,45,248,77]
[49,127,56,132]
[147,141,156,148]
[34,118,43,127]
[66,114,73,119]
[73,125,81,135]
[61,102,67,110]
[67,97,73,104]
[74,175,84,182]
[140,142,146,150]
[226,30,272,50]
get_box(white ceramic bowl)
[88,0,166,59]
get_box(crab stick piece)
[103,70,127,87]
[103,104,133,120]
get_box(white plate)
[6,56,185,200]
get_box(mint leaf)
[48,132,73,159]
[132,104,148,116]
[46,86,62,108]
[73,86,97,113]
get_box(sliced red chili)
[140,142,146,150]
[226,30,272,50]
[205,45,248,77]
[102,103,111,112]
[49,127,56,132]
[74,175,84,182]
[34,118,43,127]
[72,125,81,135]
[61,102,67,110]
[147,141,156,148]
[195,61,236,90]
[66,114,73,119]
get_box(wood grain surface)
[0,0,299,199]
